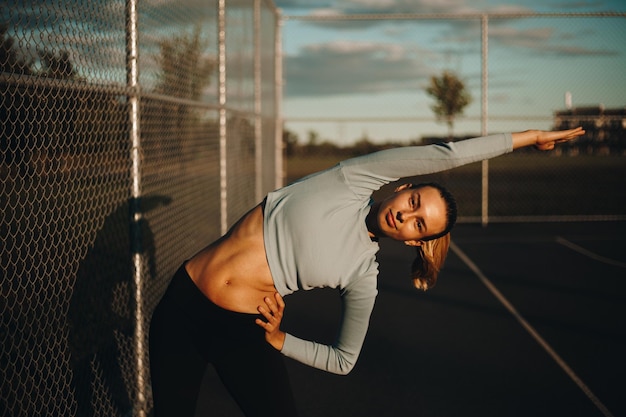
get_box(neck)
[365,202,382,239]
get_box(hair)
[411,233,451,291]
[408,182,457,291]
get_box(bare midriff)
[184,204,277,314]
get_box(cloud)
[283,19,619,99]
[276,0,624,14]
[311,0,486,15]
[2,0,129,80]
[276,0,534,16]
[279,0,537,34]
[431,19,619,58]
[549,0,605,9]
[2,0,218,84]
[285,40,434,97]
[488,25,619,56]
[276,0,334,7]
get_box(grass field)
[286,153,626,219]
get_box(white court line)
[450,241,615,417]
[556,237,626,269]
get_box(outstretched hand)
[534,127,585,151]
[511,127,585,150]
[256,292,286,351]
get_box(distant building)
[553,105,626,155]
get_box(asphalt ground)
[194,221,626,417]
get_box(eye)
[410,196,415,208]
[416,220,422,231]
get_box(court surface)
[195,221,626,417]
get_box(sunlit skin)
[183,127,585,352]
[365,184,447,246]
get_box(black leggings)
[149,264,298,417]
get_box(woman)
[149,127,584,417]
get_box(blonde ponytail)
[411,233,451,291]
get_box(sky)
[273,0,626,145]
[3,1,625,146]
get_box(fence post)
[275,9,284,189]
[254,0,263,202]
[480,13,489,227]
[125,0,147,415]
[218,0,228,235]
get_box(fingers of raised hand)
[558,127,585,141]
[258,295,283,322]
[273,292,285,310]
[263,296,277,316]
[255,316,275,332]
[255,308,277,332]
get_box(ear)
[394,183,413,193]
[404,240,422,247]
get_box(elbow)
[336,364,353,376]
[341,365,354,376]
[332,351,358,375]
[333,366,353,376]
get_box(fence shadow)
[67,195,170,416]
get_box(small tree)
[425,70,471,140]
[38,50,80,80]
[282,128,299,157]
[1,24,33,75]
[155,27,215,100]
[152,27,216,162]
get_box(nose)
[397,211,414,223]
[397,210,417,224]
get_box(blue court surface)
[195,221,625,417]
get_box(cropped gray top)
[263,133,513,374]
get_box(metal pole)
[275,9,284,189]
[125,0,146,415]
[218,0,228,235]
[254,0,263,202]
[481,14,489,227]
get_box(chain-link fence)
[1,1,281,416]
[282,12,626,223]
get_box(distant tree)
[425,70,471,140]
[306,130,320,146]
[38,49,80,80]
[352,137,378,156]
[149,27,217,164]
[155,27,215,100]
[314,140,340,156]
[1,23,33,75]
[300,130,321,156]
[2,22,126,178]
[1,24,32,167]
[34,49,86,156]
[282,128,299,157]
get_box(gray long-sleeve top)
[263,133,513,374]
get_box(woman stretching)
[149,127,584,417]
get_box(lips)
[386,209,396,229]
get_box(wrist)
[269,330,286,351]
[511,130,539,150]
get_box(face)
[374,184,447,245]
